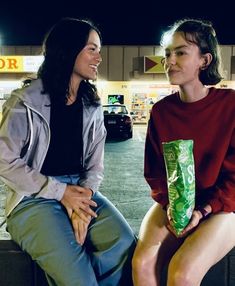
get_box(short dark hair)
[161,18,223,85]
[38,17,101,105]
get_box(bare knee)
[132,252,153,276]
[168,255,201,286]
[167,267,192,286]
[132,250,157,279]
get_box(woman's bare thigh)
[170,212,235,278]
[136,203,183,264]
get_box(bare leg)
[132,203,183,286]
[167,212,235,286]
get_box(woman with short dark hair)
[132,18,235,286]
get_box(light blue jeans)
[7,175,136,286]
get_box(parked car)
[103,104,133,139]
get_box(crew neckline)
[175,87,215,110]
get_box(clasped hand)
[166,206,203,238]
[61,185,97,245]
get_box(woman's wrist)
[195,204,212,220]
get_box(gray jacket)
[0,79,106,216]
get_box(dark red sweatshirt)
[144,87,235,213]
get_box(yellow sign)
[0,56,44,73]
[144,56,164,73]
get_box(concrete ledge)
[0,240,48,286]
[0,240,235,285]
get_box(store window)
[108,94,124,104]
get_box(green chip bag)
[162,139,195,235]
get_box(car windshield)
[103,105,128,114]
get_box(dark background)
[0,0,234,46]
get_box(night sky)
[0,0,234,46]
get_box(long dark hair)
[37,17,102,106]
[161,18,223,85]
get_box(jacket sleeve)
[144,111,169,207]
[0,94,66,201]
[208,129,235,213]
[79,105,107,193]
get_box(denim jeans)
[7,175,136,286]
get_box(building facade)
[1,45,235,123]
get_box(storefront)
[0,55,43,96]
[97,80,178,123]
[0,54,174,124]
[1,52,235,124]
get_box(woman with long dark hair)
[0,18,136,286]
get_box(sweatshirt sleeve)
[144,111,169,207]
[208,129,235,213]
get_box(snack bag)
[162,139,195,235]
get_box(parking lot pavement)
[100,125,153,234]
[0,125,154,239]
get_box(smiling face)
[72,29,102,82]
[163,32,205,87]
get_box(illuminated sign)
[0,56,44,73]
[144,56,164,73]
